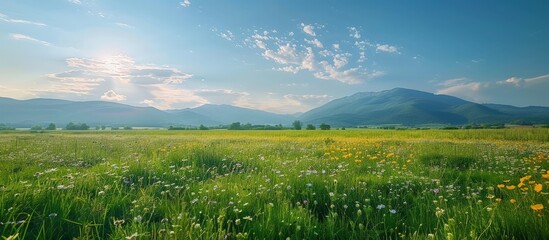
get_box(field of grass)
[0,129,548,239]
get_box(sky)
[1,0,548,113]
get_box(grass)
[0,128,548,239]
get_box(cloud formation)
[101,90,126,101]
[180,0,191,7]
[301,23,316,36]
[376,44,399,53]
[0,13,47,26]
[11,33,51,46]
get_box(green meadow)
[0,129,548,239]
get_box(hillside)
[300,88,549,126]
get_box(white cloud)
[115,22,135,29]
[436,78,484,102]
[101,90,126,101]
[147,84,207,110]
[0,13,47,26]
[301,23,316,36]
[288,31,294,36]
[262,43,299,65]
[180,0,191,7]
[304,38,323,48]
[68,0,81,4]
[278,65,301,74]
[498,77,523,87]
[140,99,155,105]
[255,40,266,49]
[376,44,399,53]
[314,61,382,84]
[358,52,366,63]
[333,53,350,69]
[332,43,340,50]
[11,33,51,46]
[348,27,361,39]
[219,30,235,41]
[300,47,315,71]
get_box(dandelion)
[435,207,445,218]
[534,184,542,193]
[531,203,544,211]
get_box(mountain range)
[1,88,548,128]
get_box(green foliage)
[319,123,331,130]
[64,122,90,130]
[0,129,547,239]
[30,125,43,131]
[46,123,56,130]
[292,120,302,130]
[0,123,15,130]
[306,124,316,130]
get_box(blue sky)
[1,0,548,113]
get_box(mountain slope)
[170,104,295,125]
[0,98,180,127]
[300,88,549,126]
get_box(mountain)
[168,104,295,125]
[0,97,180,127]
[300,88,549,126]
[0,98,295,127]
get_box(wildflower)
[486,194,495,199]
[531,204,544,211]
[243,216,253,221]
[520,175,531,182]
[542,171,549,179]
[48,213,58,218]
[534,184,542,193]
[506,185,516,190]
[509,199,517,204]
[433,188,440,194]
[497,184,505,189]
[435,207,445,218]
[235,219,241,225]
[134,215,142,223]
[376,204,385,210]
[306,182,313,188]
[193,223,201,229]
[389,209,397,214]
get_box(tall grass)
[0,129,547,239]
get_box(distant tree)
[319,123,331,130]
[101,125,106,130]
[229,122,241,130]
[65,122,90,130]
[46,123,56,130]
[111,126,119,130]
[123,126,133,130]
[95,126,100,130]
[0,124,15,131]
[292,120,302,130]
[30,125,43,131]
[199,124,209,130]
[306,124,316,130]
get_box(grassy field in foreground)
[0,129,548,239]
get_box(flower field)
[0,129,548,239]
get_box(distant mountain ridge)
[1,88,548,128]
[0,97,295,127]
[300,88,549,126]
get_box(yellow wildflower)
[506,185,516,190]
[534,184,542,193]
[531,204,544,211]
